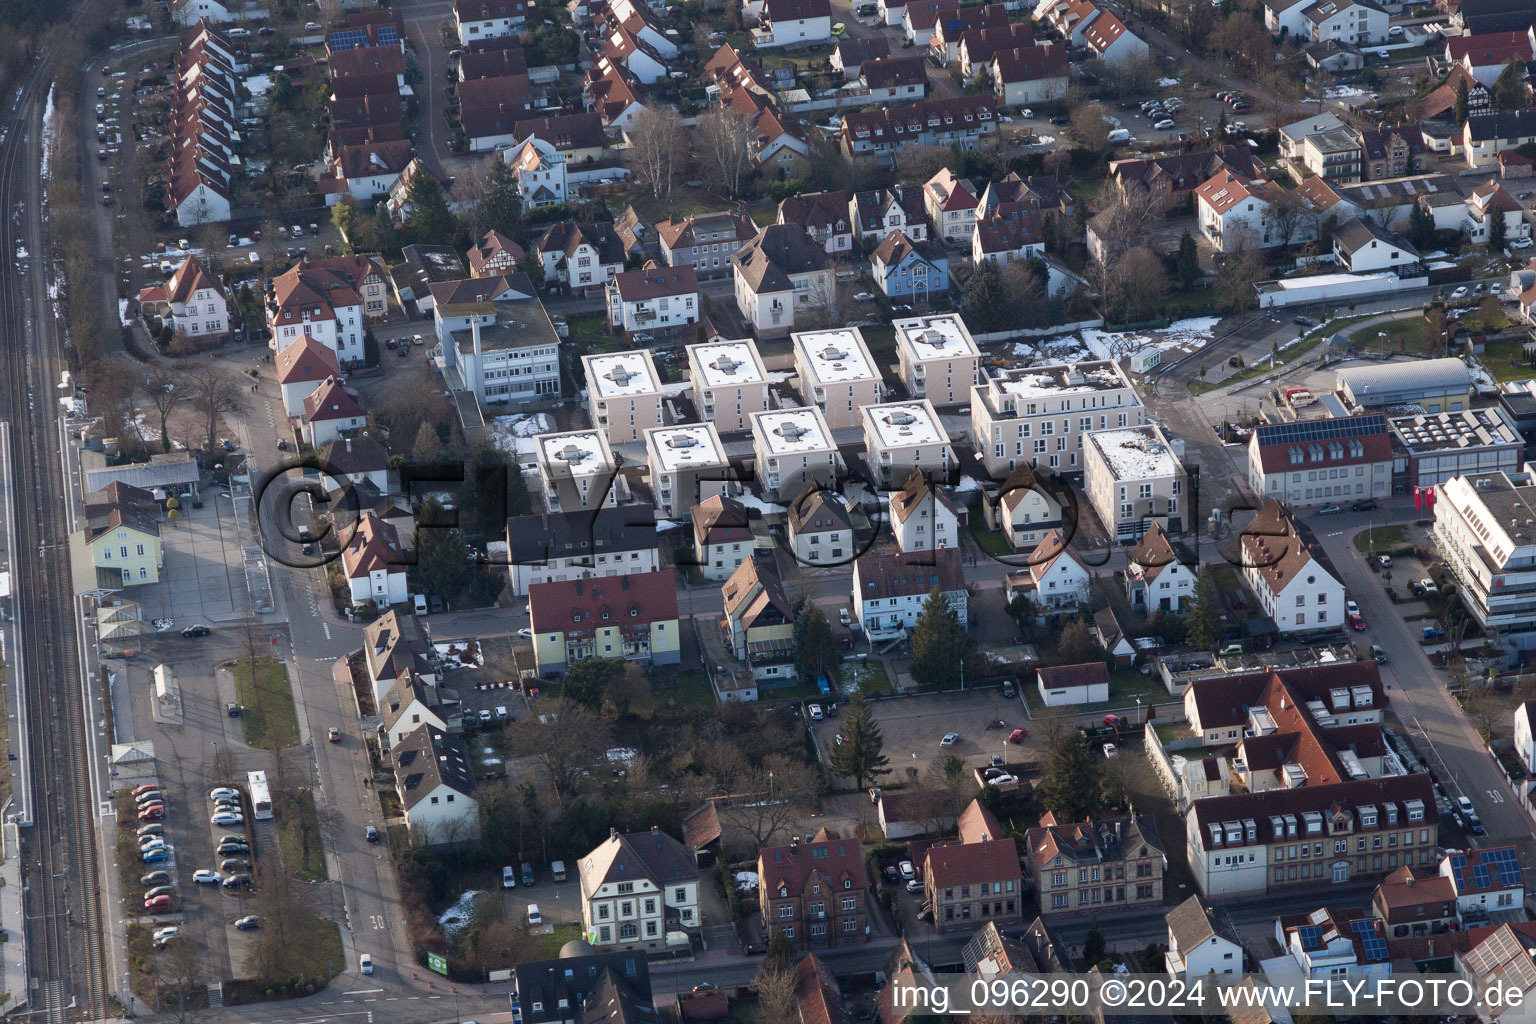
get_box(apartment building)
[792,328,884,430]
[536,430,618,512]
[1241,499,1347,635]
[923,802,1023,933]
[861,400,952,489]
[751,407,839,502]
[528,571,681,675]
[583,351,665,444]
[438,308,563,409]
[645,423,731,520]
[1247,415,1394,507]
[888,468,961,554]
[895,314,980,406]
[657,210,758,279]
[686,339,770,433]
[1083,425,1187,544]
[1182,661,1386,745]
[1435,469,1536,641]
[577,827,699,952]
[851,546,967,640]
[504,506,660,597]
[970,361,1145,478]
[787,489,855,566]
[692,495,754,583]
[1024,812,1166,915]
[757,834,870,949]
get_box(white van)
[1106,128,1131,144]
[413,594,428,615]
[359,954,373,975]
[527,904,542,925]
[503,865,517,889]
[550,860,567,881]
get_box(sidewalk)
[0,823,25,1015]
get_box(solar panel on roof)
[1485,848,1523,887]
[1256,415,1387,447]
[378,26,399,43]
[1475,865,1491,887]
[1450,853,1469,890]
[1297,925,1322,947]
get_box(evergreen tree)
[412,420,444,465]
[828,691,890,789]
[793,600,838,684]
[479,158,523,234]
[1318,213,1339,251]
[1408,201,1435,249]
[1489,201,1507,251]
[519,250,546,290]
[404,173,455,247]
[762,930,798,974]
[1454,77,1470,127]
[1186,568,1221,652]
[1040,732,1101,821]
[963,263,1008,333]
[562,658,621,712]
[411,496,474,605]
[909,587,967,688]
[1492,61,1525,111]
[1056,619,1100,664]
[1176,230,1200,288]
[1083,917,1106,964]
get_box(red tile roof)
[758,836,868,895]
[924,837,1021,888]
[303,376,367,422]
[276,334,342,385]
[527,569,679,636]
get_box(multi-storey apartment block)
[645,423,731,520]
[583,351,665,444]
[687,339,770,433]
[536,430,618,512]
[751,408,839,503]
[577,826,699,952]
[970,361,1145,478]
[895,314,980,406]
[1083,424,1188,544]
[792,328,884,430]
[1435,469,1536,641]
[1024,813,1166,915]
[861,400,952,489]
[757,834,870,949]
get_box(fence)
[1145,717,1205,810]
[972,319,1104,344]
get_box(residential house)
[340,512,408,609]
[302,376,368,448]
[379,670,451,752]
[860,55,927,104]
[986,462,1064,551]
[646,423,731,520]
[1445,30,1534,86]
[1006,528,1091,622]
[1164,895,1243,978]
[1358,126,1425,180]
[266,261,369,364]
[958,23,1035,79]
[786,488,854,566]
[971,206,1045,268]
[751,407,839,502]
[871,231,950,301]
[732,223,835,337]
[613,205,657,262]
[1241,499,1347,634]
[692,495,755,582]
[927,4,1008,63]
[578,827,700,951]
[513,111,608,165]
[1024,812,1166,914]
[1458,922,1536,1004]
[754,0,833,47]
[1036,662,1109,706]
[528,570,681,675]
[851,186,928,243]
[969,360,1146,478]
[792,956,847,1024]
[583,351,664,444]
[657,210,759,280]
[455,0,527,45]
[1372,866,1458,938]
[606,263,700,334]
[989,42,1069,107]
[1246,414,1394,507]
[457,76,535,150]
[1124,521,1197,613]
[536,429,618,513]
[584,61,648,131]
[389,245,467,315]
[136,257,230,342]
[1304,0,1389,44]
[686,338,770,432]
[1273,906,1392,978]
[1517,699,1536,776]
[466,228,526,278]
[316,434,391,495]
[1040,0,1103,44]
[777,191,854,255]
[432,288,563,410]
[1464,180,1531,243]
[1454,0,1536,33]
[1082,12,1149,64]
[1304,39,1365,72]
[1083,424,1188,543]
[923,168,979,243]
[394,725,479,846]
[793,327,884,430]
[758,833,869,948]
[923,802,1023,933]
[536,221,626,293]
[888,467,961,553]
[86,499,163,588]
[503,136,568,208]
[1464,110,1536,167]
[1299,128,1364,183]
[840,97,998,161]
[894,313,978,406]
[832,36,891,78]
[511,952,654,1024]
[505,506,661,598]
[1279,110,1349,162]
[1266,0,1313,36]
[165,24,236,227]
[851,546,967,640]
[1108,149,1268,215]
[877,789,957,842]
[1181,660,1386,745]
[330,139,413,201]
[1196,171,1292,252]
[457,45,529,82]
[862,401,953,489]
[721,552,797,683]
[1441,847,1526,915]
[1412,65,1490,123]
[361,609,436,703]
[1332,217,1421,272]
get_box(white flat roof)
[863,400,947,448]
[894,314,979,362]
[1269,272,1394,290]
[583,351,662,399]
[996,362,1131,400]
[689,338,768,389]
[752,407,836,457]
[1088,426,1181,481]
[645,423,728,473]
[537,430,614,477]
[793,328,878,386]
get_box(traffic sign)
[428,952,448,976]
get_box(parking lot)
[809,688,1032,780]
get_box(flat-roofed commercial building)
[536,429,617,512]
[583,351,665,444]
[1084,425,1188,543]
[1389,407,1524,488]
[861,399,952,488]
[792,327,884,430]
[645,423,731,520]
[895,313,980,406]
[1336,357,1471,412]
[751,407,839,502]
[687,338,770,433]
[970,361,1144,478]
[1435,469,1536,642]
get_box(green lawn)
[1189,329,1327,395]
[967,515,1014,557]
[565,313,623,353]
[1107,669,1168,703]
[846,659,891,695]
[656,669,715,709]
[1353,525,1407,553]
[620,184,726,226]
[860,323,896,357]
[1480,340,1536,382]
[1348,317,1422,354]
[233,657,299,750]
[277,789,328,882]
[1152,721,1185,746]
[284,913,344,983]
[531,923,583,961]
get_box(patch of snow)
[435,640,484,668]
[661,380,692,398]
[244,74,273,98]
[1323,85,1369,99]
[58,370,71,390]
[1156,77,1180,87]
[656,518,687,532]
[438,890,487,941]
[486,412,552,457]
[735,871,759,892]
[481,756,502,765]
[951,476,981,492]
[119,299,133,326]
[1073,316,1223,361]
[734,491,784,514]
[1033,135,1056,145]
[60,396,84,416]
[40,85,55,179]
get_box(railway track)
[0,49,111,1024]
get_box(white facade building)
[583,350,666,444]
[536,430,619,512]
[861,399,952,489]
[1434,469,1536,644]
[645,423,731,520]
[1241,499,1347,635]
[751,407,839,502]
[852,546,968,640]
[888,469,961,554]
[792,327,885,430]
[970,360,1146,478]
[687,338,771,433]
[1083,425,1188,544]
[895,314,980,406]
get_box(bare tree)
[1087,186,1156,305]
[1069,100,1113,153]
[1268,188,1309,248]
[1108,247,1169,320]
[755,962,798,1024]
[247,869,301,982]
[625,108,686,200]
[695,109,755,198]
[156,936,204,1024]
[506,699,610,806]
[716,753,819,847]
[185,363,247,455]
[211,744,237,785]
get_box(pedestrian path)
[0,821,27,1015]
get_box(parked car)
[1371,644,1387,664]
[1103,743,1119,758]
[1316,504,1342,515]
[1376,554,1392,568]
[220,858,251,873]
[145,894,174,911]
[236,915,261,930]
[1349,612,1365,631]
[222,873,252,890]
[899,860,915,880]
[142,849,168,863]
[1351,499,1378,512]
[852,292,875,302]
[905,879,923,893]
[940,732,959,746]
[1153,118,1175,130]
[209,787,239,801]
[180,624,210,638]
[1451,286,1469,300]
[137,823,163,838]
[211,811,244,826]
[132,784,161,797]
[328,727,341,742]
[808,703,824,720]
[138,806,165,821]
[1008,727,1027,744]
[142,870,172,886]
[194,870,221,885]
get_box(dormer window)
[779,885,788,897]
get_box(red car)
[1102,714,1123,727]
[138,806,165,821]
[1349,613,1365,631]
[132,783,161,797]
[1008,727,1027,744]
[144,894,174,911]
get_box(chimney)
[610,827,620,840]
[651,824,660,835]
